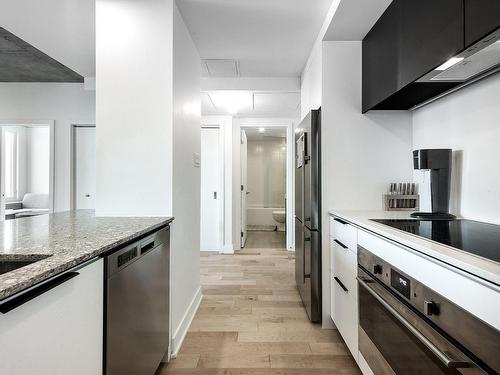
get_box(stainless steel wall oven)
[357,245,500,375]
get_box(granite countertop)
[329,210,500,287]
[0,210,173,300]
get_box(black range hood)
[362,0,500,112]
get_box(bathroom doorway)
[241,126,287,249]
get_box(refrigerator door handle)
[303,236,311,283]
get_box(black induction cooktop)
[371,219,500,264]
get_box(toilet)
[272,210,286,232]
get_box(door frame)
[0,119,55,214]
[236,118,296,251]
[70,124,96,210]
[240,129,248,248]
[200,125,224,252]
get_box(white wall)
[26,127,50,194]
[0,83,95,211]
[412,73,500,225]
[201,115,234,253]
[247,138,286,208]
[96,0,174,216]
[96,0,201,356]
[171,0,202,353]
[300,41,323,120]
[321,41,413,326]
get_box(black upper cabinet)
[362,0,464,112]
[362,4,400,112]
[465,0,500,46]
[397,0,464,89]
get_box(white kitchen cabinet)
[0,258,103,375]
[330,217,359,361]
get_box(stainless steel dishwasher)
[105,225,170,375]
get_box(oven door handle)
[357,277,471,369]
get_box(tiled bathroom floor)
[244,231,286,249]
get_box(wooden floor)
[159,242,360,375]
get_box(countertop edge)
[0,217,174,301]
[328,210,500,288]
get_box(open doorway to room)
[240,126,287,249]
[0,122,54,221]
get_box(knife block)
[384,194,420,211]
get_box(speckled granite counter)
[0,210,173,300]
[329,210,500,286]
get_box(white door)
[74,127,96,210]
[200,127,220,251]
[240,129,248,248]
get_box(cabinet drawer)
[0,259,103,375]
[331,273,358,359]
[331,239,357,293]
[330,217,358,252]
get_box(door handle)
[334,217,348,225]
[334,276,348,292]
[303,235,311,283]
[213,192,217,199]
[334,239,347,249]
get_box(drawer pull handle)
[334,218,348,225]
[334,239,348,249]
[334,276,348,292]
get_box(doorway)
[200,126,223,251]
[240,126,288,249]
[0,122,54,221]
[72,125,96,210]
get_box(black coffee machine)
[412,149,455,220]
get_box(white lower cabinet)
[330,217,359,361]
[0,259,103,375]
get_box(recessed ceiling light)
[258,128,265,133]
[435,57,464,71]
[208,91,252,114]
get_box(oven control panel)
[390,269,411,299]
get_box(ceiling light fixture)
[435,57,464,71]
[208,91,252,115]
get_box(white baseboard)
[222,244,235,254]
[171,286,202,357]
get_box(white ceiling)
[0,0,95,77]
[243,127,287,141]
[202,91,300,117]
[177,0,334,77]
[323,0,392,41]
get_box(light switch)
[193,153,201,167]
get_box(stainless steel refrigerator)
[295,109,321,323]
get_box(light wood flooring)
[159,244,360,375]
